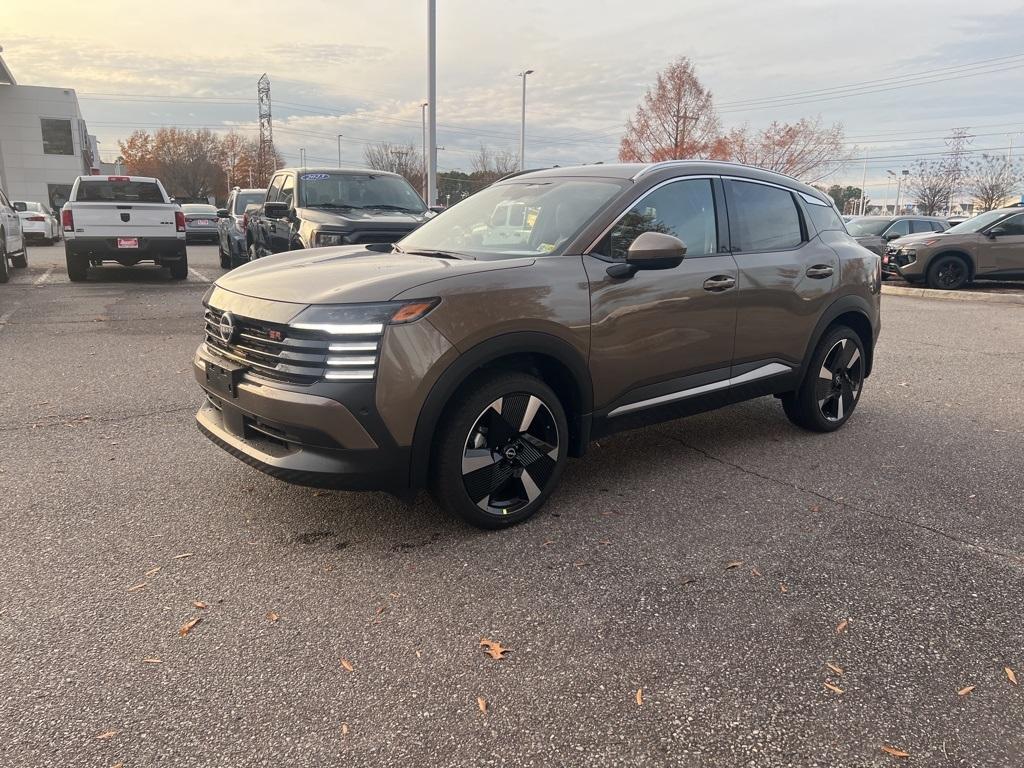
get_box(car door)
[585,176,739,418]
[220,189,235,251]
[986,212,1024,275]
[271,173,296,253]
[725,177,838,377]
[259,174,284,256]
[0,190,22,253]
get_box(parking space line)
[34,267,55,287]
[189,268,212,283]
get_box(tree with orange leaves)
[712,117,848,182]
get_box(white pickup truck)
[62,175,188,281]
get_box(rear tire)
[65,248,88,282]
[430,372,569,529]
[169,256,189,280]
[219,241,230,269]
[0,239,9,283]
[926,254,970,290]
[782,325,865,433]
[12,251,27,268]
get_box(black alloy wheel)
[928,255,969,290]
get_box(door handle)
[806,265,834,279]
[703,275,736,292]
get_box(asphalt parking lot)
[1,244,1022,767]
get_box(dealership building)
[0,46,101,212]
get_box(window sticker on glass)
[301,173,331,181]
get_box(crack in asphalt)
[0,404,198,434]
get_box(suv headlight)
[314,231,346,247]
[290,299,440,335]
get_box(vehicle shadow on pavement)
[77,265,186,283]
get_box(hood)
[215,245,532,304]
[297,206,428,227]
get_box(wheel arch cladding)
[408,332,593,492]
[803,295,877,379]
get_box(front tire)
[782,325,865,433]
[926,254,970,290]
[0,239,9,283]
[430,372,569,529]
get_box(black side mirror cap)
[263,201,289,219]
[429,205,446,213]
[987,226,1006,238]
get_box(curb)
[881,284,1024,306]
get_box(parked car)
[0,185,27,282]
[216,187,266,269]
[194,160,880,529]
[12,200,60,245]
[181,203,220,244]
[884,206,1024,289]
[249,168,432,258]
[62,175,188,281]
[845,215,949,255]
[946,215,969,227]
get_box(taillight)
[108,176,130,182]
[62,209,74,232]
[175,210,186,232]
[27,215,46,222]
[241,212,249,230]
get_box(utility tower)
[257,73,275,185]
[942,127,972,214]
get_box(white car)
[12,200,60,245]
[0,185,27,283]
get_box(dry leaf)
[142,657,162,664]
[881,745,910,759]
[635,687,644,706]
[826,662,844,676]
[144,566,161,578]
[340,722,349,735]
[178,617,201,637]
[415,649,422,659]
[173,552,194,560]
[779,583,788,593]
[751,567,762,577]
[95,730,118,740]
[113,763,125,768]
[479,638,510,660]
[836,619,849,635]
[810,504,822,513]
[340,658,354,672]
[477,696,487,713]
[1006,667,1018,685]
[725,560,744,570]
[957,685,975,696]
[266,611,280,622]
[313,490,329,497]
[126,582,147,593]
[193,601,208,610]
[824,682,844,695]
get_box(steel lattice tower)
[257,73,275,184]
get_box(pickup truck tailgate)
[71,203,177,238]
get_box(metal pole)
[883,174,892,215]
[421,102,428,201]
[518,70,533,171]
[858,149,869,215]
[337,134,342,166]
[426,0,437,207]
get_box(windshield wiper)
[306,203,362,210]
[404,249,465,260]
[364,204,423,213]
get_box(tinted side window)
[884,220,911,237]
[726,180,802,252]
[280,175,295,207]
[911,219,935,234]
[266,176,284,203]
[596,178,717,261]
[806,202,845,233]
[997,213,1024,235]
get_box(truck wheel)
[12,250,27,268]
[169,256,189,280]
[782,325,865,433]
[430,371,569,529]
[65,248,88,282]
[0,239,9,283]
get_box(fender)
[799,293,878,380]
[407,331,594,492]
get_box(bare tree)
[363,141,423,192]
[906,160,952,215]
[714,118,850,182]
[619,57,720,162]
[966,153,1022,211]
[470,144,520,184]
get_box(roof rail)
[631,159,805,186]
[495,167,552,183]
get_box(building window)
[41,118,74,155]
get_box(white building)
[0,45,99,211]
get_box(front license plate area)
[205,360,245,398]
[117,237,139,249]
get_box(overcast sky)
[5,0,1024,201]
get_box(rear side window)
[234,192,264,214]
[596,178,717,261]
[997,213,1024,235]
[75,181,165,203]
[911,220,935,234]
[725,180,802,252]
[806,202,846,233]
[884,220,911,238]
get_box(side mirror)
[216,209,230,218]
[429,205,446,214]
[987,226,1006,238]
[884,231,903,241]
[263,201,289,219]
[607,231,687,278]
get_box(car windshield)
[946,210,1008,234]
[298,172,427,213]
[234,192,264,214]
[845,218,890,236]
[398,177,626,259]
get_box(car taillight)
[175,211,186,232]
[27,215,46,221]
[108,176,130,183]
[62,209,74,232]
[241,212,249,229]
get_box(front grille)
[204,306,381,385]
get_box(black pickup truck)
[249,168,434,257]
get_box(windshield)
[13,201,30,212]
[946,210,1007,234]
[398,178,626,259]
[845,218,890,236]
[182,204,217,214]
[298,172,426,213]
[234,192,264,214]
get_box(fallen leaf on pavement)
[193,601,208,610]
[725,561,744,570]
[173,553,194,560]
[751,567,762,577]
[479,638,510,660]
[266,611,280,622]
[144,566,161,578]
[780,583,788,593]
[1006,667,1018,685]
[127,582,147,593]
[142,658,162,664]
[826,662,844,676]
[340,658,354,672]
[836,619,849,635]
[957,685,975,696]
[313,490,329,497]
[95,730,118,740]
[477,696,487,713]
[340,722,349,735]
[881,745,910,759]
[635,687,643,706]
[179,617,201,637]
[824,682,844,695]
[810,504,822,513]
[415,649,422,659]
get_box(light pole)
[426,0,438,206]
[893,168,908,213]
[421,102,428,201]
[858,149,869,215]
[899,169,909,213]
[336,134,343,167]
[518,69,534,171]
[884,171,895,215]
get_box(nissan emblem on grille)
[218,312,237,344]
